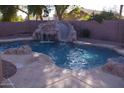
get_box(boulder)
[4,48,17,54]
[3,45,32,55]
[102,57,124,78]
[16,47,25,55]
[22,45,32,54]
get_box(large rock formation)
[102,57,124,78]
[33,21,77,42]
[4,45,32,55]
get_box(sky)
[81,0,123,11]
[17,0,124,18]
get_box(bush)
[80,29,90,38]
[93,14,103,23]
[92,10,118,23]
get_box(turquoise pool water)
[0,41,122,70]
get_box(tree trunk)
[27,14,30,20]
[36,15,38,20]
[58,14,63,20]
[40,15,43,20]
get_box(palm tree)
[27,5,48,20]
[54,5,69,20]
[0,5,17,21]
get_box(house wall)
[0,20,124,43]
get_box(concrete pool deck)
[0,52,124,88]
[0,37,124,88]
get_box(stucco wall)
[0,20,124,43]
[0,22,27,36]
[69,20,124,43]
[0,59,3,82]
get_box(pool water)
[0,41,122,70]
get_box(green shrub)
[93,14,103,23]
[92,10,118,23]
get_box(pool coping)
[74,41,124,56]
[0,37,124,56]
[0,37,33,43]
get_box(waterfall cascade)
[33,21,77,42]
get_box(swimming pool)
[0,41,122,70]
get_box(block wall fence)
[0,20,124,43]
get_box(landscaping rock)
[102,57,124,78]
[4,45,32,55]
